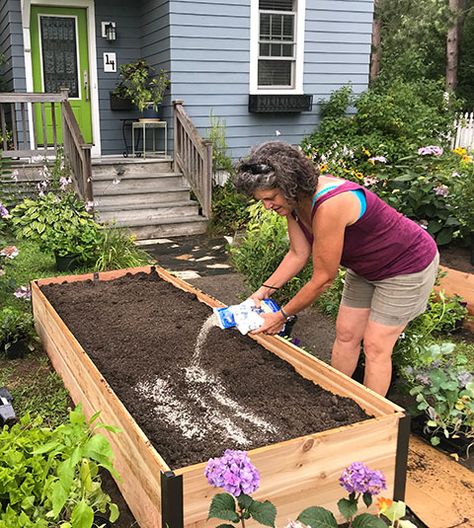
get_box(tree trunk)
[446,0,466,91]
[370,0,381,84]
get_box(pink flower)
[0,246,19,259]
[14,286,31,300]
[418,145,443,156]
[363,176,379,187]
[368,156,387,164]
[434,184,449,197]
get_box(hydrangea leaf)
[297,506,338,528]
[352,513,387,528]
[362,492,373,508]
[237,493,253,510]
[208,493,240,523]
[248,499,277,527]
[338,497,358,519]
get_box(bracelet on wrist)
[262,283,279,290]
[280,307,292,321]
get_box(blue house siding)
[0,0,25,92]
[95,0,144,154]
[168,0,374,160]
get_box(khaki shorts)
[340,253,440,326]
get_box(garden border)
[31,265,409,528]
[437,265,474,332]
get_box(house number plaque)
[103,52,117,73]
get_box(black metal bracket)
[161,470,184,528]
[393,412,411,501]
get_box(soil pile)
[41,270,369,469]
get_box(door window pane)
[40,16,79,97]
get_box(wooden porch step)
[91,159,173,178]
[93,188,191,207]
[119,215,208,239]
[93,174,189,195]
[97,201,200,224]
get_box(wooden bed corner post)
[393,412,411,501]
[161,471,184,528]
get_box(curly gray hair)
[234,141,319,203]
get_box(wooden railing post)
[172,99,212,219]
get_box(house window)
[258,0,296,89]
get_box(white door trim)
[21,0,101,157]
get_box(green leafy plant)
[209,180,251,235]
[92,227,150,272]
[10,192,102,263]
[0,306,34,356]
[208,111,234,174]
[230,202,312,304]
[402,343,474,447]
[112,59,169,112]
[394,289,468,370]
[0,406,120,527]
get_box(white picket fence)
[452,112,474,150]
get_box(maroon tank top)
[294,180,438,281]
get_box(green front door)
[30,6,93,145]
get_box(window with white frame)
[258,0,296,89]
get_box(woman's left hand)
[251,311,285,335]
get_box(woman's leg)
[331,305,371,377]
[362,320,407,396]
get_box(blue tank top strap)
[312,184,367,220]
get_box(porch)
[0,93,212,239]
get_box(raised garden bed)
[32,266,409,528]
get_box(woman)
[234,141,439,396]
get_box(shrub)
[229,202,311,303]
[0,406,120,527]
[10,192,102,263]
[0,306,34,356]
[209,180,251,235]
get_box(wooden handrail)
[61,98,93,203]
[173,100,212,218]
[0,90,93,204]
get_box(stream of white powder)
[135,312,278,446]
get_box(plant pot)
[411,414,473,458]
[140,105,162,120]
[94,515,113,527]
[55,253,81,272]
[5,339,28,359]
[109,93,134,111]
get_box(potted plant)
[0,307,34,359]
[110,59,170,117]
[10,192,102,271]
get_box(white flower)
[368,156,387,164]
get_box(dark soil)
[40,270,370,470]
[439,245,474,274]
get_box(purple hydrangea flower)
[418,145,444,156]
[434,184,449,197]
[205,449,260,497]
[339,462,386,495]
[0,203,9,218]
[458,371,473,387]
